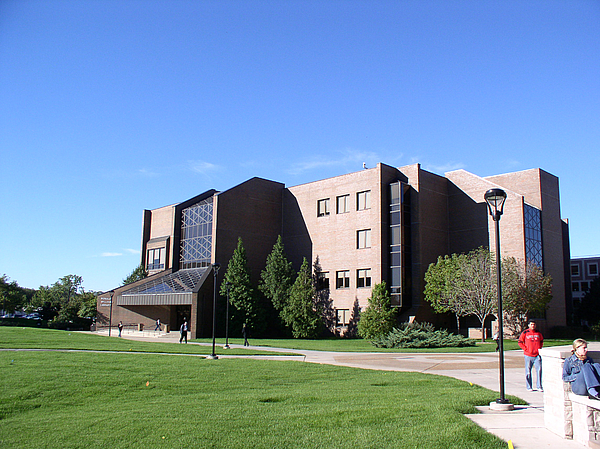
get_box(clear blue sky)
[1,0,598,292]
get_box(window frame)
[357,190,371,211]
[357,229,372,249]
[357,268,372,288]
[336,270,350,289]
[317,198,330,217]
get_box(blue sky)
[1,0,598,292]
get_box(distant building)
[570,256,600,325]
[97,163,570,338]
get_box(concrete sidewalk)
[96,330,582,448]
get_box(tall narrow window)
[524,204,543,269]
[336,270,350,289]
[317,198,330,217]
[357,190,371,211]
[589,264,598,276]
[572,265,580,277]
[336,194,350,214]
[357,229,371,249]
[147,248,164,271]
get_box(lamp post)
[224,282,231,349]
[484,188,514,411]
[208,263,220,359]
[108,290,114,337]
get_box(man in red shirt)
[518,320,544,391]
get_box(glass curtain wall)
[180,198,213,269]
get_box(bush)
[372,321,476,348]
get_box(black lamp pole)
[224,282,231,349]
[209,263,220,359]
[108,290,114,337]
[484,188,509,405]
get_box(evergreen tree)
[282,258,322,338]
[259,235,295,312]
[357,281,396,340]
[220,237,260,334]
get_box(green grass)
[0,349,518,448]
[0,327,280,356]
[193,336,574,352]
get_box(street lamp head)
[109,290,114,298]
[484,188,507,221]
[212,263,220,274]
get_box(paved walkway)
[98,330,583,448]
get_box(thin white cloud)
[101,252,123,257]
[125,248,140,255]
[425,161,466,175]
[187,160,221,175]
[287,148,384,176]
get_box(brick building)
[97,163,570,338]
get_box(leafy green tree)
[357,281,396,340]
[220,237,261,334]
[424,254,469,333]
[424,248,496,341]
[282,258,322,338]
[122,264,148,285]
[502,258,553,336]
[0,275,26,315]
[30,275,95,325]
[259,235,295,313]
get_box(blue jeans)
[525,355,542,390]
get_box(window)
[572,282,580,292]
[317,272,330,290]
[357,269,372,288]
[590,264,598,276]
[572,265,580,277]
[180,198,213,269]
[147,248,164,270]
[336,270,350,289]
[336,309,350,327]
[336,195,350,214]
[582,282,589,292]
[524,204,543,269]
[357,229,371,249]
[357,190,371,211]
[317,198,330,217]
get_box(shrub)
[372,321,476,348]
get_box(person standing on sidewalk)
[179,321,188,343]
[518,320,544,391]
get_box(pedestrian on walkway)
[563,338,600,399]
[155,318,161,332]
[242,322,249,346]
[118,321,123,337]
[518,320,544,391]
[179,321,188,343]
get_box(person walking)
[563,338,600,399]
[242,322,249,347]
[518,320,544,391]
[118,321,123,338]
[179,321,188,344]
[155,318,161,332]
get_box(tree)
[259,235,295,313]
[357,281,396,340]
[0,275,26,315]
[281,257,322,338]
[122,264,148,285]
[312,256,336,333]
[220,237,261,334]
[424,254,470,333]
[424,248,496,342]
[30,275,95,325]
[502,258,553,336]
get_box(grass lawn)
[0,327,527,448]
[0,327,282,356]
